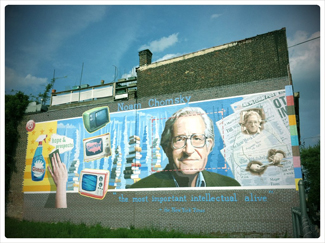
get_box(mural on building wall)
[23,88,299,205]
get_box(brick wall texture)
[6,28,299,236]
[137,28,289,98]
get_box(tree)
[5,91,30,206]
[300,142,320,222]
[37,71,67,105]
[38,82,54,105]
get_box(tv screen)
[95,108,108,127]
[85,138,103,156]
[82,174,97,191]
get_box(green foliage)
[38,73,67,105]
[38,82,54,105]
[5,218,213,238]
[5,91,30,205]
[300,142,320,210]
[5,217,288,238]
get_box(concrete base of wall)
[22,189,298,236]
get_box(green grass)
[5,217,220,238]
[5,217,288,238]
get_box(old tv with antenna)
[83,133,111,162]
[79,169,110,200]
[82,106,110,133]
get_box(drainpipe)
[287,64,292,85]
[298,180,313,237]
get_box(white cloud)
[139,33,179,52]
[211,13,222,19]
[154,53,183,63]
[288,31,320,75]
[121,67,138,79]
[5,67,48,94]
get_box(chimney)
[139,49,152,66]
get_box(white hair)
[160,107,215,153]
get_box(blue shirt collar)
[172,171,206,187]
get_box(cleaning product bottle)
[31,135,47,181]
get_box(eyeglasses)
[172,134,207,149]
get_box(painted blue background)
[56,96,243,189]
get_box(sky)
[2,3,323,149]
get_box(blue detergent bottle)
[31,135,47,181]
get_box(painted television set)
[83,106,110,133]
[83,133,111,162]
[79,169,110,199]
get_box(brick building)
[7,28,302,236]
[137,28,289,99]
[25,28,293,119]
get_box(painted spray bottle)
[31,134,47,181]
